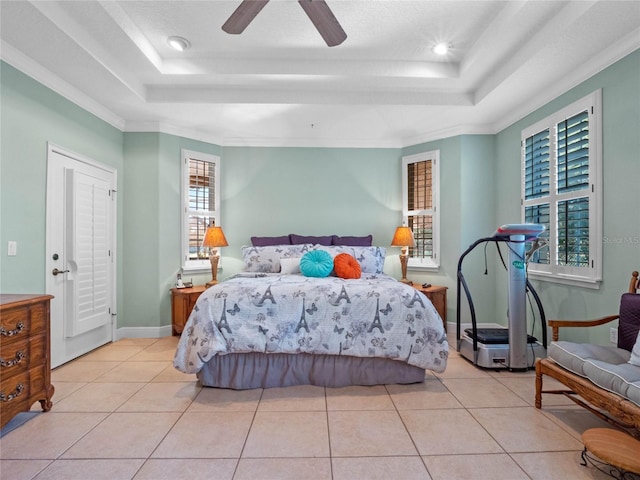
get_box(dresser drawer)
[1,334,45,376]
[0,370,31,420]
[1,302,46,339]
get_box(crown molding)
[3,32,638,150]
[1,41,125,131]
[124,121,225,146]
[219,136,403,149]
[490,29,640,135]
[401,124,496,148]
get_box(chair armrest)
[629,271,639,293]
[548,315,619,341]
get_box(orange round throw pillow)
[334,253,361,279]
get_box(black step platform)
[464,328,538,345]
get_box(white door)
[46,144,117,368]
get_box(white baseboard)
[115,325,173,341]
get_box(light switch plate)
[8,241,17,256]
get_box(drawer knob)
[0,322,24,337]
[0,350,25,368]
[0,383,24,403]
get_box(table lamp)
[391,225,415,284]
[202,225,228,287]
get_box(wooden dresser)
[1,294,55,429]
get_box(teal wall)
[122,133,221,328]
[402,135,498,324]
[2,49,638,344]
[494,49,640,344]
[0,63,124,320]
[219,146,402,272]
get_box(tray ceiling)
[1,0,638,147]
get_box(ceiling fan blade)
[222,0,270,35]
[298,0,347,47]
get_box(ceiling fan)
[222,0,347,47]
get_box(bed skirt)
[196,352,426,389]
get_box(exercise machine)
[456,224,548,370]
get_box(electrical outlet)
[7,241,17,256]
[610,327,618,344]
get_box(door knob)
[52,268,70,276]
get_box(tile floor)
[0,334,618,480]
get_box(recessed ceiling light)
[167,36,191,52]
[432,42,450,56]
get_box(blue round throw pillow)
[299,250,334,278]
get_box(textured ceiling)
[1,0,639,147]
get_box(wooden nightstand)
[411,283,448,331]
[170,285,207,336]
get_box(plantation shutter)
[520,90,601,285]
[187,158,216,261]
[523,129,551,264]
[407,159,433,259]
[66,169,111,337]
[556,110,590,267]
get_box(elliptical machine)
[456,224,548,371]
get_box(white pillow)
[629,330,640,366]
[280,257,301,274]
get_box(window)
[521,90,602,287]
[402,150,440,270]
[181,149,221,272]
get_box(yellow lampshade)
[391,226,416,247]
[202,226,229,248]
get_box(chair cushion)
[582,360,640,407]
[618,293,640,351]
[549,341,640,407]
[548,341,630,376]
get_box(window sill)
[182,265,212,275]
[408,265,440,273]
[527,271,602,290]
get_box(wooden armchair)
[548,271,638,342]
[535,271,640,436]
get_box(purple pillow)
[289,234,333,246]
[618,293,640,351]
[251,235,291,246]
[332,235,373,246]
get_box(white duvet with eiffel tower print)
[174,273,449,374]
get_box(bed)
[173,241,449,389]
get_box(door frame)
[45,143,117,366]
